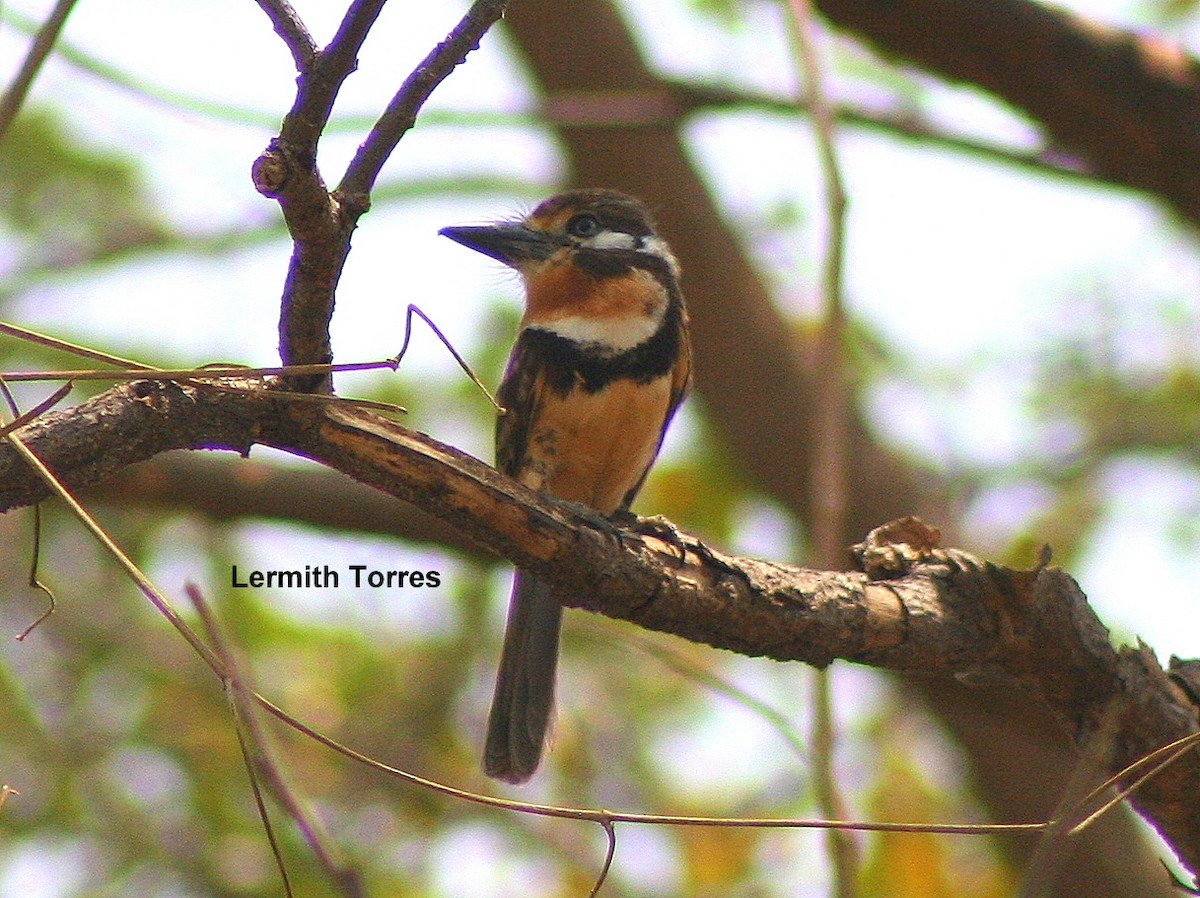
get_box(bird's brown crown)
[525,189,657,241]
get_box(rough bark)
[2,382,1198,877]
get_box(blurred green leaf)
[0,107,173,267]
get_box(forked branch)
[250,0,509,380]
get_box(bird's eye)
[565,213,601,238]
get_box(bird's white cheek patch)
[584,230,637,250]
[638,236,680,277]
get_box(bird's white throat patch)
[532,309,664,353]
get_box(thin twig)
[337,0,510,201]
[615,628,808,763]
[229,704,295,898]
[279,0,389,149]
[0,380,73,438]
[0,379,70,639]
[0,0,79,142]
[390,304,503,412]
[15,504,55,641]
[1019,700,1121,897]
[0,315,501,415]
[0,320,153,370]
[187,584,297,898]
[0,319,405,412]
[0,361,395,383]
[0,319,396,395]
[188,583,362,898]
[254,689,1050,834]
[252,0,317,70]
[586,819,618,898]
[2,431,225,673]
[809,667,857,896]
[1069,729,1200,836]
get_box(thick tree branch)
[1,382,1198,874]
[815,0,1200,226]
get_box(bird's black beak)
[438,224,562,267]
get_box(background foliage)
[2,1,1200,895]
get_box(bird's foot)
[612,511,691,562]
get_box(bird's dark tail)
[483,572,563,783]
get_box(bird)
[439,188,692,783]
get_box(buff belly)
[518,374,674,514]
